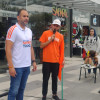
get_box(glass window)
[0,0,53,72]
[0,0,70,72]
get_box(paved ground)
[0,57,100,100]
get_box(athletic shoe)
[42,96,46,100]
[52,95,60,100]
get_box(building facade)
[0,0,100,72]
[0,0,71,72]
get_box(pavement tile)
[1,57,100,100]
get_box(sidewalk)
[0,57,100,100]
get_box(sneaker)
[52,95,60,100]
[42,96,46,100]
[98,90,100,93]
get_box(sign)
[52,6,68,18]
[73,14,89,23]
[73,10,90,24]
[90,14,100,27]
[0,10,17,18]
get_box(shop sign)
[90,14,100,27]
[2,12,16,18]
[73,14,89,23]
[0,10,17,18]
[52,6,68,18]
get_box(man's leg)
[42,62,50,97]
[16,67,30,100]
[51,63,59,95]
[8,68,23,100]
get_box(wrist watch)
[32,60,36,63]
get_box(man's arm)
[31,45,37,71]
[40,34,55,48]
[5,40,16,77]
[40,40,51,49]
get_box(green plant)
[29,12,52,39]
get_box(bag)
[86,36,98,41]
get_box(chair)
[79,64,100,83]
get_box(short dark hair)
[17,8,27,16]
[89,50,96,57]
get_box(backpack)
[86,36,98,41]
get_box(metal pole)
[69,9,73,57]
[26,0,27,10]
[61,68,63,100]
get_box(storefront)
[1,0,100,72]
[72,10,100,57]
[0,0,18,72]
[72,10,90,56]
[52,6,70,56]
[0,0,52,71]
[90,14,100,37]
[0,0,71,72]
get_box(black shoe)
[98,90,100,93]
[52,95,60,100]
[42,96,46,100]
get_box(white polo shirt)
[6,23,32,68]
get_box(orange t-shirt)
[39,30,64,63]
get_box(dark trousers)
[88,68,96,74]
[42,62,59,96]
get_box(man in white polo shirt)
[6,9,37,100]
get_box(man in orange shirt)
[39,19,64,100]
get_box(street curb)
[0,91,8,97]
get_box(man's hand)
[32,62,37,72]
[51,34,55,41]
[9,67,16,77]
[62,58,65,68]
